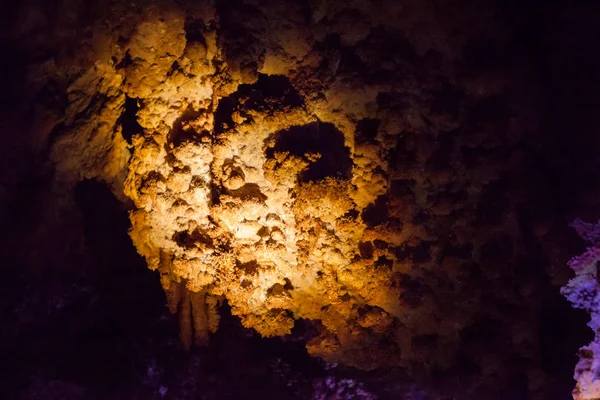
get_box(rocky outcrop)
[4,0,595,398]
[114,3,546,394]
[562,220,600,399]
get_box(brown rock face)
[5,0,600,398]
[112,1,544,386]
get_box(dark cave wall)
[0,1,599,399]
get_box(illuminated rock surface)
[117,1,534,373]
[2,0,600,399]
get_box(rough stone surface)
[114,2,544,386]
[562,220,600,400]
[2,0,600,399]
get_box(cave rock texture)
[562,220,600,400]
[4,0,600,398]
[118,1,537,374]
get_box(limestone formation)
[106,2,542,381]
[6,0,569,397]
[562,219,600,400]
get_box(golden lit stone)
[63,5,466,373]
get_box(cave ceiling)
[3,0,591,397]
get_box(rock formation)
[4,0,599,398]
[98,1,543,381]
[562,219,600,399]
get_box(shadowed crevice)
[267,121,352,182]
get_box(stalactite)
[190,288,209,346]
[164,279,182,315]
[161,251,214,348]
[206,295,221,334]
[179,285,193,351]
[160,251,182,315]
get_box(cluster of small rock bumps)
[19,0,557,397]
